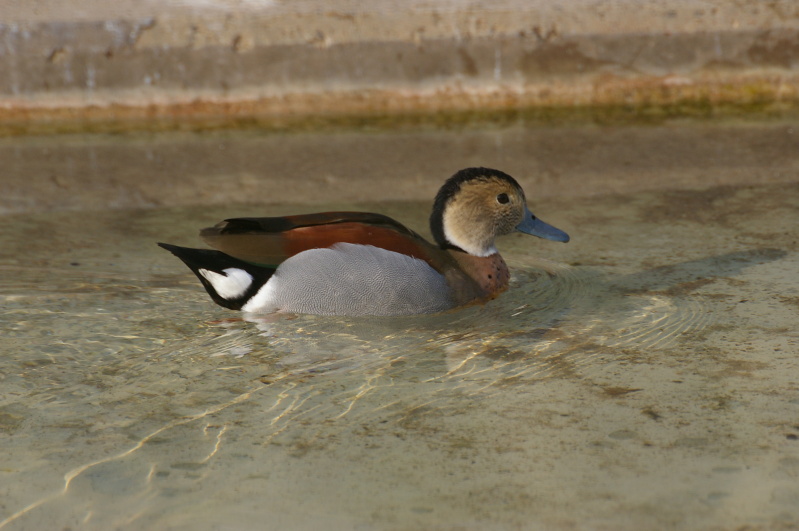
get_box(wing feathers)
[200,211,438,268]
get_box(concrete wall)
[2,0,798,133]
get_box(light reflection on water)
[1,190,796,529]
[0,249,711,528]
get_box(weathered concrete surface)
[1,0,799,133]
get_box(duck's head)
[430,167,569,256]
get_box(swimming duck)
[158,167,569,316]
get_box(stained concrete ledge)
[1,0,799,133]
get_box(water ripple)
[0,256,726,529]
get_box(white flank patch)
[240,279,276,313]
[198,268,253,300]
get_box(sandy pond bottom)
[1,124,799,530]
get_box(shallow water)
[2,126,799,530]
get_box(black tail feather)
[158,243,276,310]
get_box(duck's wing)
[200,211,439,267]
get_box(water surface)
[1,128,799,530]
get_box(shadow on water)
[616,247,787,293]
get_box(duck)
[158,167,569,316]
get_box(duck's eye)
[496,193,510,204]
